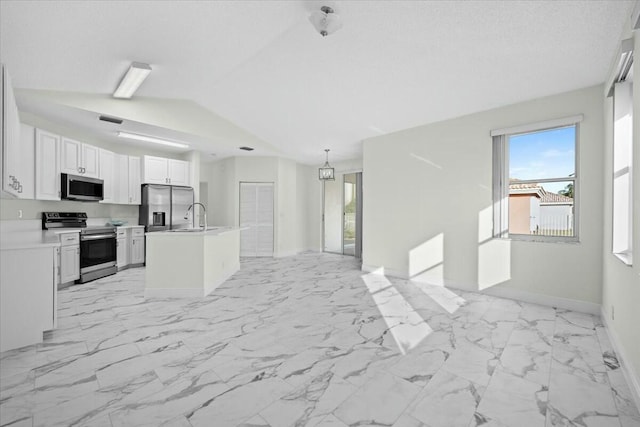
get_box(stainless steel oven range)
[79,226,117,283]
[42,212,117,283]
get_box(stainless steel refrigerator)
[139,184,194,232]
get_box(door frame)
[322,169,362,257]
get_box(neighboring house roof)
[508,181,573,205]
[509,181,544,198]
[540,191,573,205]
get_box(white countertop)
[0,230,64,250]
[146,226,241,237]
[115,225,144,229]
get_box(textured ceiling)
[0,1,634,164]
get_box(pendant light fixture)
[309,6,343,37]
[318,149,335,181]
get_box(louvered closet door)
[240,182,274,257]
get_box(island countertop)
[145,226,242,237]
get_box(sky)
[509,125,575,194]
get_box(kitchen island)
[144,227,241,298]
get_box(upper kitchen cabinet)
[35,129,61,200]
[142,155,190,186]
[99,148,115,203]
[1,65,26,198]
[60,137,99,178]
[128,156,141,204]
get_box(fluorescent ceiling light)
[117,131,189,149]
[113,62,152,98]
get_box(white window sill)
[506,235,579,244]
[613,252,633,266]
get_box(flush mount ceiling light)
[113,62,152,99]
[117,131,189,149]
[318,149,335,181]
[309,6,343,37]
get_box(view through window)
[507,125,577,238]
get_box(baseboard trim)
[481,286,601,315]
[361,263,408,279]
[600,306,640,412]
[361,263,600,315]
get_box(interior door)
[240,182,274,257]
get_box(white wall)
[202,156,322,256]
[296,163,322,252]
[363,85,604,304]
[601,22,640,398]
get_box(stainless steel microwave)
[61,173,104,201]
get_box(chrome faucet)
[185,202,207,231]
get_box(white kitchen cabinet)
[2,123,36,199]
[142,155,168,185]
[1,65,24,198]
[59,232,80,284]
[168,159,190,186]
[130,227,145,265]
[99,148,115,203]
[35,129,61,200]
[142,155,190,186]
[128,156,141,204]
[0,246,56,352]
[116,228,129,269]
[115,154,129,204]
[60,137,99,178]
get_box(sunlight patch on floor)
[362,269,432,355]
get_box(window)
[492,116,582,242]
[612,63,633,265]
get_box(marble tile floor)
[1,252,639,427]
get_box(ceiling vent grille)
[99,115,123,125]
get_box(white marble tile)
[260,371,357,427]
[315,414,349,427]
[392,413,429,427]
[387,346,448,386]
[333,371,420,426]
[499,328,552,386]
[187,377,292,426]
[239,415,272,427]
[546,372,619,427]
[607,369,640,427]
[443,341,498,386]
[472,369,548,427]
[0,254,637,427]
[407,369,485,427]
[552,334,608,385]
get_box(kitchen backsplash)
[0,197,139,221]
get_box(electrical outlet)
[612,305,615,320]
[17,209,22,219]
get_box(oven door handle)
[81,234,117,241]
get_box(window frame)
[492,118,582,243]
[611,79,634,266]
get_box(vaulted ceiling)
[0,1,634,164]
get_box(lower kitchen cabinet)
[116,226,145,270]
[0,246,56,352]
[131,236,145,265]
[60,245,80,283]
[59,232,80,284]
[116,229,128,270]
